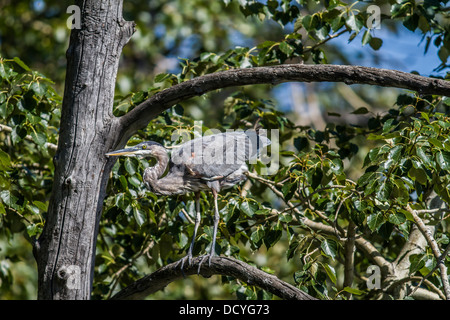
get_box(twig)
[389,276,446,300]
[303,29,349,55]
[333,194,353,239]
[0,123,58,151]
[408,243,450,299]
[406,204,450,300]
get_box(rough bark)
[110,256,317,300]
[34,0,135,299]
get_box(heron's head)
[105,141,164,157]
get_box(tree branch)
[406,204,450,300]
[110,256,317,300]
[116,64,450,146]
[0,123,58,151]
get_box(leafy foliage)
[2,0,450,300]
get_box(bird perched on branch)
[106,131,271,271]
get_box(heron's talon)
[208,253,214,267]
[196,255,209,275]
[177,252,194,278]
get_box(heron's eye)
[142,145,147,150]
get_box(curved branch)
[110,256,317,300]
[117,64,450,146]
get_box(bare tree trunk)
[34,0,135,299]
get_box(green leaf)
[0,190,10,205]
[343,287,364,295]
[420,112,430,123]
[131,91,146,105]
[11,126,28,144]
[30,81,46,96]
[0,150,11,170]
[174,104,184,116]
[437,151,450,171]
[124,158,136,175]
[119,175,128,190]
[388,212,406,225]
[282,182,297,201]
[13,57,31,71]
[387,145,403,163]
[258,40,277,49]
[294,136,309,151]
[128,175,141,188]
[382,118,395,133]
[361,30,372,46]
[358,171,375,186]
[367,212,385,231]
[264,225,282,249]
[330,158,343,174]
[250,227,264,244]
[30,131,46,147]
[331,15,344,32]
[376,179,393,201]
[345,14,362,32]
[240,200,258,217]
[369,37,383,50]
[416,146,432,167]
[408,167,428,185]
[409,254,426,274]
[33,201,48,213]
[438,46,448,64]
[320,239,337,260]
[350,107,369,115]
[311,168,323,189]
[26,224,39,237]
[133,206,146,227]
[403,13,419,31]
[321,262,336,284]
[279,41,294,55]
[429,137,444,150]
[392,179,409,204]
[154,73,170,83]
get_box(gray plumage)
[106,131,271,270]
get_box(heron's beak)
[105,146,140,157]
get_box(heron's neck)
[143,147,170,194]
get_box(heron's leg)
[187,192,201,263]
[209,189,220,266]
[179,192,201,272]
[197,189,220,274]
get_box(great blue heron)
[106,131,271,270]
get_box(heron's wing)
[171,131,270,180]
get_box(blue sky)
[272,25,444,112]
[333,26,443,77]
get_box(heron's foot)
[196,252,216,275]
[176,251,194,277]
